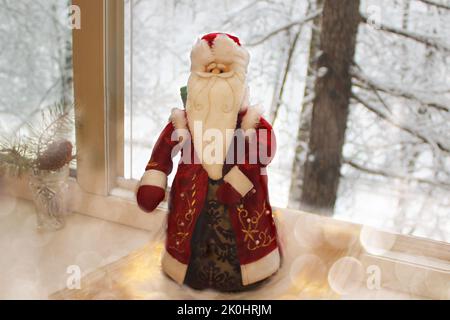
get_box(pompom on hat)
[190,32,249,73]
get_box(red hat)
[190,33,249,73]
[201,32,241,47]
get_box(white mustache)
[194,70,235,79]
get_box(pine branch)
[0,136,34,176]
[0,102,75,176]
[33,102,74,156]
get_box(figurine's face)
[205,62,230,75]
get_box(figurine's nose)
[206,62,229,74]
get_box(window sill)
[3,174,166,232]
[4,175,449,299]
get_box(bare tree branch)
[351,93,450,154]
[360,14,450,52]
[222,0,262,25]
[417,0,450,11]
[247,9,322,46]
[352,71,450,113]
[344,159,450,189]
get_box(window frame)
[66,0,166,229]
[72,0,108,196]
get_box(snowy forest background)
[0,0,449,243]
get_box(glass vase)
[29,165,69,231]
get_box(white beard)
[186,70,246,180]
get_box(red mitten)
[216,182,242,206]
[136,185,165,213]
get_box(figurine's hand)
[136,185,165,213]
[216,182,242,206]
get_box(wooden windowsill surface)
[2,176,449,299]
[49,208,449,300]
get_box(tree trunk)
[400,0,410,79]
[268,30,290,124]
[396,0,412,225]
[288,0,323,208]
[299,0,360,215]
[269,1,309,125]
[270,27,303,126]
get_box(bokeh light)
[0,194,17,218]
[359,225,396,255]
[328,256,364,295]
[294,214,324,249]
[289,254,327,291]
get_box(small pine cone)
[37,140,73,171]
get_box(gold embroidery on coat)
[237,202,275,251]
[169,173,197,253]
[146,161,158,168]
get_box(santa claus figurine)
[136,33,280,292]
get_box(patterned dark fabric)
[184,179,253,292]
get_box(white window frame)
[70,0,166,230]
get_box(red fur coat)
[136,106,280,286]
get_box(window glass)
[0,0,75,167]
[125,0,450,243]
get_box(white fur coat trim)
[169,106,262,131]
[169,108,187,131]
[140,169,167,189]
[161,247,280,286]
[240,105,264,131]
[223,166,254,196]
